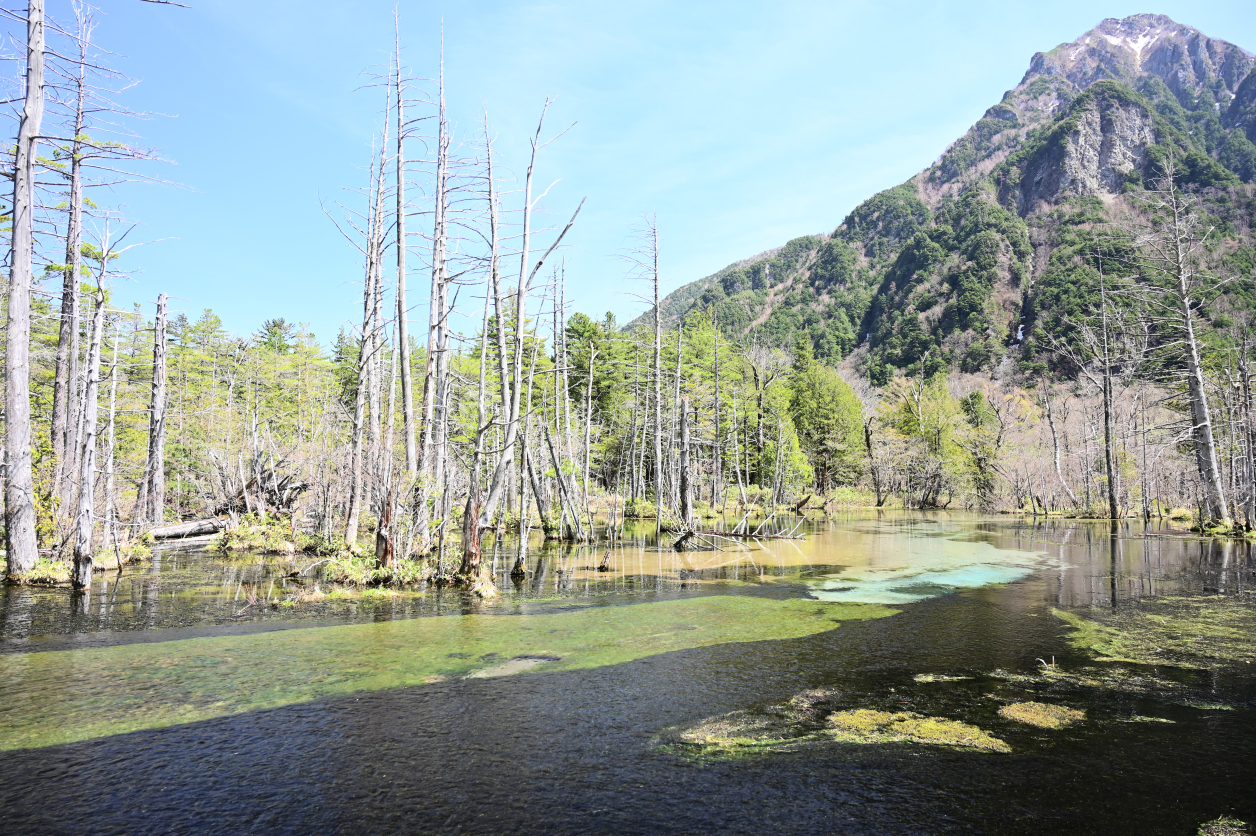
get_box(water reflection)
[2,514,1253,648]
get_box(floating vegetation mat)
[659,689,1010,760]
[998,701,1085,729]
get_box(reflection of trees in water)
[1017,518,1254,608]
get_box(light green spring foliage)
[0,595,895,751]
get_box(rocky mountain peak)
[1025,14,1253,101]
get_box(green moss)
[827,709,1010,752]
[10,557,71,586]
[998,701,1085,729]
[0,595,895,752]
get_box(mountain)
[637,14,1256,382]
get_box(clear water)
[1,512,1253,835]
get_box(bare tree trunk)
[712,318,721,508]
[73,278,107,589]
[679,395,693,528]
[1041,387,1078,507]
[651,219,662,535]
[394,21,417,477]
[344,265,375,547]
[52,29,88,505]
[136,294,168,526]
[103,323,120,558]
[415,51,449,553]
[483,112,513,516]
[582,343,597,522]
[1100,280,1119,521]
[4,0,45,577]
[479,102,584,527]
[1137,167,1229,524]
[376,324,399,567]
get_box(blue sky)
[28,0,1256,344]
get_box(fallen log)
[690,529,804,541]
[147,517,228,540]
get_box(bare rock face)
[1224,70,1256,143]
[1013,86,1158,214]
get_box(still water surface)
[1,513,1253,834]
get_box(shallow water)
[1,512,1253,834]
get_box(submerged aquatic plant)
[998,701,1085,729]
[0,596,892,751]
[1054,596,1256,670]
[1198,816,1250,836]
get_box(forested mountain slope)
[639,14,1256,382]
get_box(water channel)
[1,512,1253,834]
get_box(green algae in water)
[998,701,1085,729]
[827,709,1010,752]
[660,691,1010,760]
[1054,596,1256,670]
[664,709,813,759]
[0,596,895,752]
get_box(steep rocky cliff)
[639,14,1256,383]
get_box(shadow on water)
[1,512,1254,834]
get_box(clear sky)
[24,0,1256,345]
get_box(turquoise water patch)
[804,536,1040,605]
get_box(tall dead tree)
[344,129,391,548]
[1133,162,1231,524]
[651,218,662,535]
[4,0,45,577]
[679,395,693,528]
[474,100,585,542]
[394,18,417,477]
[72,261,110,589]
[50,12,90,506]
[415,47,451,556]
[134,293,168,526]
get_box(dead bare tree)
[4,0,46,577]
[1128,159,1233,525]
[133,293,168,525]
